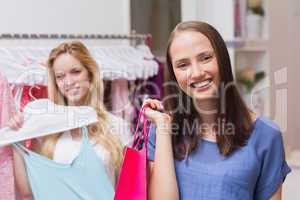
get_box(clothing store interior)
[0,0,299,199]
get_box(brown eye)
[174,58,190,69]
[199,52,214,62]
[203,55,212,61]
[205,53,212,59]
[177,63,187,68]
[55,74,64,80]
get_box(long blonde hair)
[40,41,123,175]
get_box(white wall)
[268,0,300,151]
[0,0,130,34]
[180,0,236,76]
[181,0,235,40]
[287,0,300,150]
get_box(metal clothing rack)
[0,32,152,47]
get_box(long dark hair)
[164,21,253,160]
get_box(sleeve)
[254,126,291,200]
[147,124,156,161]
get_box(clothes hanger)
[28,84,40,101]
[0,99,98,147]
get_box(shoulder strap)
[81,126,89,139]
[12,142,30,157]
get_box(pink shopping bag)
[114,104,150,200]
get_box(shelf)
[226,38,268,52]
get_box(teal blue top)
[14,127,114,200]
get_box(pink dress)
[0,72,16,200]
[110,79,134,123]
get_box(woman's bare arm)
[13,148,34,200]
[8,113,34,200]
[144,99,179,200]
[148,126,179,200]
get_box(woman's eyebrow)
[174,58,189,65]
[54,72,64,76]
[197,50,214,56]
[70,67,81,71]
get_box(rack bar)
[0,33,148,40]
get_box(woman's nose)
[64,75,75,87]
[190,62,205,80]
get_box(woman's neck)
[195,98,218,141]
[195,99,218,123]
[70,128,81,140]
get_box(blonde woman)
[8,41,131,200]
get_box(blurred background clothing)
[0,72,16,200]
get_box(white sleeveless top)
[53,113,132,185]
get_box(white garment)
[0,47,47,85]
[0,45,159,83]
[53,113,132,185]
[0,99,98,147]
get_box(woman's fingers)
[143,99,161,119]
[15,113,24,128]
[7,119,18,130]
[143,99,170,125]
[143,99,164,111]
[7,113,24,130]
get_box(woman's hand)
[143,99,171,128]
[144,99,179,200]
[7,112,24,130]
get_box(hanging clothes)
[146,58,164,100]
[1,45,159,82]
[110,79,134,123]
[13,127,114,200]
[130,58,164,130]
[0,72,16,200]
[11,84,48,112]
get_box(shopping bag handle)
[132,103,150,149]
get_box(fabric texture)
[0,72,16,200]
[147,116,291,200]
[13,127,114,200]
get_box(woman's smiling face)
[53,53,90,106]
[169,31,220,100]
